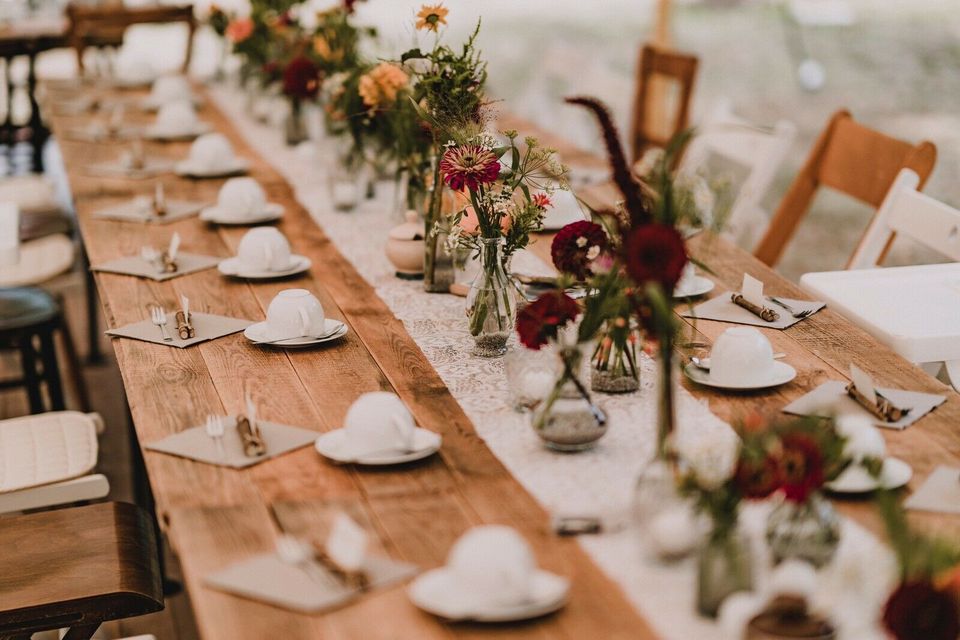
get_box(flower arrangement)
[877,492,960,640]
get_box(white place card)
[849,364,877,406]
[904,466,960,515]
[742,273,765,307]
[326,513,368,573]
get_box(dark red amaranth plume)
[564,96,650,226]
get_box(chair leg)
[17,335,44,413]
[58,313,91,412]
[62,623,100,640]
[82,247,104,364]
[37,327,66,411]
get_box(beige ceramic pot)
[386,209,425,279]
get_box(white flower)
[837,414,886,462]
[680,431,740,490]
[586,245,600,261]
[575,236,588,248]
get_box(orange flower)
[225,17,254,43]
[416,4,448,32]
[358,63,409,109]
[313,36,343,63]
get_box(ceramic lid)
[388,209,424,241]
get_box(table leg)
[26,52,49,173]
[1,56,13,146]
[61,623,100,640]
[18,335,44,413]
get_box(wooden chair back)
[753,109,937,267]
[66,3,197,74]
[848,169,960,268]
[630,43,699,162]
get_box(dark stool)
[0,287,89,413]
[0,501,164,640]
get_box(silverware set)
[204,414,226,458]
[149,306,172,341]
[767,296,814,319]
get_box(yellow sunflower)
[415,4,448,32]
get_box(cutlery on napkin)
[175,294,195,340]
[731,274,779,322]
[845,364,910,422]
[153,182,167,217]
[235,393,267,457]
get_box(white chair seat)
[0,174,62,215]
[0,233,75,286]
[0,411,98,493]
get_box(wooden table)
[48,83,960,639]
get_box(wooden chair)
[630,43,699,163]
[0,501,163,640]
[66,3,197,75]
[753,109,937,267]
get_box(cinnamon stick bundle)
[845,382,910,422]
[235,414,267,457]
[731,293,779,322]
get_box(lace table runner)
[208,86,892,639]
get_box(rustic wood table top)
[47,83,960,639]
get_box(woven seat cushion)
[0,411,98,493]
[0,233,75,287]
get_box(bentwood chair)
[753,109,937,267]
[66,3,197,75]
[0,501,163,640]
[630,44,699,163]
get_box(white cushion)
[0,233,74,286]
[0,411,98,493]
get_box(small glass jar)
[766,492,840,568]
[530,345,607,451]
[697,527,753,618]
[504,346,559,412]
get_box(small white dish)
[218,255,311,279]
[826,457,912,494]
[673,276,715,298]
[314,427,441,465]
[408,567,569,622]
[144,123,212,142]
[243,318,347,348]
[683,360,796,390]
[175,158,249,179]
[200,203,284,225]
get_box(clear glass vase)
[697,527,753,618]
[766,492,840,568]
[634,342,699,560]
[530,345,607,451]
[326,137,362,212]
[465,238,516,357]
[591,322,640,394]
[284,99,309,146]
[423,158,454,293]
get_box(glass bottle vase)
[465,238,516,357]
[766,492,841,568]
[697,527,754,618]
[530,345,607,451]
[591,322,640,393]
[284,98,309,146]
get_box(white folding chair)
[0,411,110,514]
[845,168,960,388]
[681,101,797,250]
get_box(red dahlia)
[734,454,781,500]
[551,220,608,281]
[516,291,580,350]
[777,433,825,503]
[883,581,960,640]
[624,223,687,291]
[439,145,501,192]
[283,56,320,100]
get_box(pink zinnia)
[532,192,553,209]
[439,145,501,192]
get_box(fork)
[150,306,173,341]
[204,415,225,459]
[767,296,814,319]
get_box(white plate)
[144,123,212,141]
[826,457,912,494]
[683,360,797,390]
[314,428,441,465]
[244,319,348,348]
[175,159,250,179]
[200,202,284,225]
[673,276,715,299]
[218,255,311,279]
[408,567,569,622]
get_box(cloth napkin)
[204,551,418,613]
[106,312,251,348]
[145,416,317,468]
[904,466,960,515]
[92,252,220,281]
[782,380,946,430]
[682,292,825,330]
[92,198,206,224]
